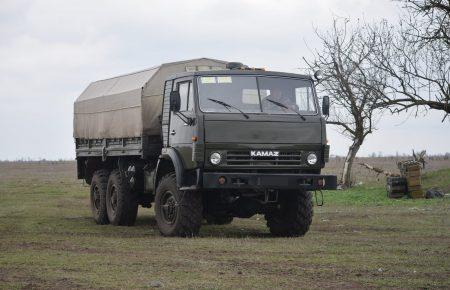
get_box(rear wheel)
[90,169,109,225]
[265,190,313,237]
[155,173,203,237]
[106,170,138,226]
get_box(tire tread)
[265,191,313,237]
[155,173,203,237]
[90,169,110,225]
[106,169,138,226]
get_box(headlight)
[307,153,318,165]
[210,152,222,165]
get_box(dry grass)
[0,160,449,289]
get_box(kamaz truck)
[74,58,337,237]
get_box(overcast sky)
[0,0,448,160]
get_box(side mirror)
[322,96,330,116]
[170,91,181,112]
[314,70,323,81]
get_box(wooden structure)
[398,161,424,199]
[360,160,425,199]
[386,176,407,198]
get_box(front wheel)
[265,190,313,237]
[155,173,203,237]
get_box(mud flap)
[314,190,324,206]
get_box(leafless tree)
[305,19,388,187]
[401,0,450,45]
[371,0,450,121]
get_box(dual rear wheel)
[89,169,109,225]
[89,169,138,226]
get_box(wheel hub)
[93,185,100,210]
[110,186,118,211]
[161,191,177,224]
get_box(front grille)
[226,151,302,166]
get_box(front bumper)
[202,172,337,190]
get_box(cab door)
[168,78,196,166]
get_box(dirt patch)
[0,268,10,282]
[16,241,110,255]
[20,277,83,290]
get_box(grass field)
[0,160,449,289]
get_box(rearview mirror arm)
[174,111,195,125]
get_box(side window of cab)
[177,82,189,112]
[188,82,194,111]
[177,81,194,112]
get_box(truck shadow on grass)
[133,215,274,238]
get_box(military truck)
[74,58,337,237]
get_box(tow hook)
[314,190,324,206]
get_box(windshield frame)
[195,74,319,116]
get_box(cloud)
[0,0,447,160]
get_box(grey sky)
[0,0,448,160]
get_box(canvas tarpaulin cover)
[73,58,227,139]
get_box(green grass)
[0,163,449,289]
[324,168,450,206]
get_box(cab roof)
[169,69,313,81]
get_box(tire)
[265,190,313,237]
[106,170,138,226]
[205,215,233,225]
[155,173,203,237]
[90,169,110,225]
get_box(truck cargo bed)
[75,136,161,159]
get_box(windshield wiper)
[265,99,306,121]
[207,98,250,119]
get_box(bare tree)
[305,19,388,187]
[401,0,450,45]
[371,0,450,121]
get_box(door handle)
[170,130,176,135]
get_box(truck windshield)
[197,75,317,115]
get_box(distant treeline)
[2,154,450,163]
[330,153,450,160]
[0,158,73,163]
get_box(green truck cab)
[74,58,337,237]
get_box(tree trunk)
[341,139,362,188]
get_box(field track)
[0,160,449,289]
